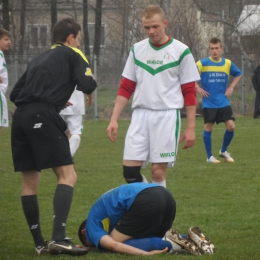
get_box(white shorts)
[123,108,181,168]
[0,92,9,127]
[60,114,83,135]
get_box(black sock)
[21,195,45,247]
[51,184,74,242]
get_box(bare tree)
[2,0,9,30]
[51,0,57,32]
[93,0,103,58]
[83,0,91,57]
[18,0,26,56]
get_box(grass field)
[0,116,260,260]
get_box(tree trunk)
[83,0,91,58]
[2,0,9,30]
[51,0,57,32]
[93,0,103,60]
[18,0,26,56]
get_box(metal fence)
[5,54,258,120]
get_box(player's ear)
[66,34,75,45]
[81,229,86,234]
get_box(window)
[88,23,105,47]
[28,24,48,48]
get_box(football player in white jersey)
[60,89,92,156]
[107,5,200,187]
[0,28,11,134]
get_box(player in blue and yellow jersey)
[196,37,242,163]
[10,18,96,256]
[78,183,215,255]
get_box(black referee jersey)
[10,44,97,112]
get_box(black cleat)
[48,237,88,256]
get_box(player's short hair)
[0,28,11,39]
[52,18,81,44]
[78,219,87,246]
[209,37,222,47]
[142,5,166,21]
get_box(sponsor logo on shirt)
[209,72,226,78]
[160,152,175,158]
[208,72,226,83]
[147,60,163,65]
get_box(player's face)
[0,36,11,51]
[70,31,81,48]
[209,42,223,61]
[80,229,95,247]
[142,14,168,45]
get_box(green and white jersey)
[122,38,200,110]
[0,51,8,95]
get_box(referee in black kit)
[10,18,96,256]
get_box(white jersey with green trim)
[0,51,8,95]
[122,38,200,110]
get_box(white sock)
[163,236,182,251]
[152,179,166,187]
[142,174,148,183]
[69,135,81,156]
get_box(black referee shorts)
[203,106,235,124]
[115,186,176,238]
[11,102,73,172]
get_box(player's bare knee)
[151,166,166,182]
[226,124,235,132]
[123,165,142,183]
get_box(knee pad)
[123,165,142,183]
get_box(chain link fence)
[5,54,258,120]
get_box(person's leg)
[202,108,220,163]
[49,164,87,256]
[149,110,180,187]
[218,106,235,162]
[65,115,83,156]
[123,109,150,183]
[51,165,77,242]
[220,120,235,153]
[124,237,172,252]
[69,134,81,156]
[151,163,167,187]
[203,123,214,159]
[123,161,147,183]
[21,171,46,249]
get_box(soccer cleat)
[188,226,215,254]
[165,229,200,255]
[207,156,220,164]
[219,150,234,162]
[48,237,88,256]
[35,240,49,256]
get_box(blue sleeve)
[230,62,242,77]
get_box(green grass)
[1,116,260,259]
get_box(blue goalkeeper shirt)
[85,183,159,249]
[197,57,242,108]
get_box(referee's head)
[52,18,81,45]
